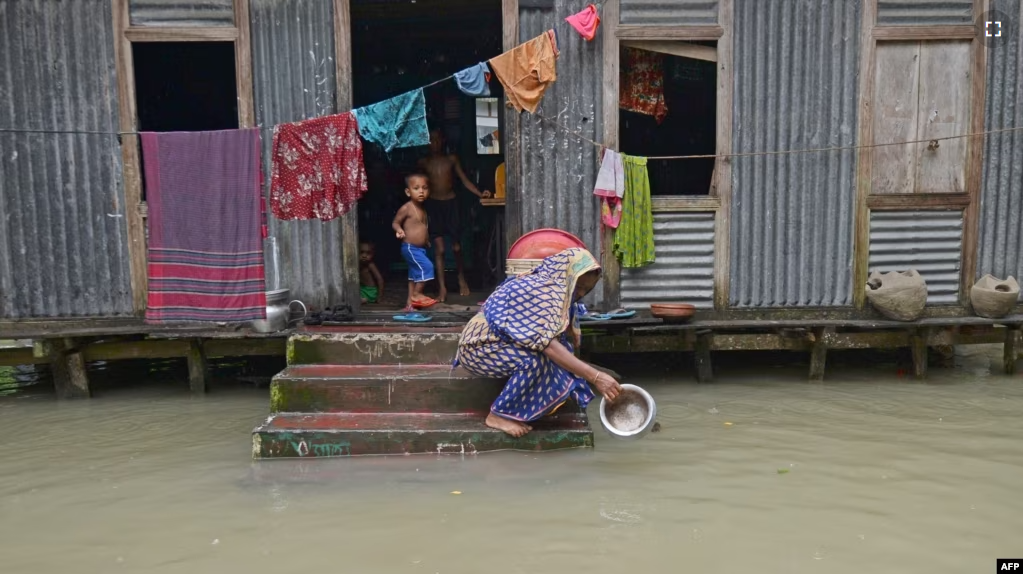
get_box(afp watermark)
[998,559,1023,571]
[977,9,1016,49]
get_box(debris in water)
[724,421,733,426]
[777,468,790,474]
[652,421,662,432]
[708,407,719,414]
[211,539,220,545]
[450,491,462,495]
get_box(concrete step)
[271,364,505,414]
[252,412,594,458]
[288,326,462,365]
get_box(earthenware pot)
[970,274,1020,318]
[250,288,307,333]
[650,303,695,323]
[600,384,657,440]
[865,270,927,321]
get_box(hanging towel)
[454,62,492,97]
[488,30,559,113]
[594,148,625,228]
[613,155,656,268]
[140,129,266,323]
[352,88,430,152]
[269,112,367,221]
[565,4,601,41]
[620,47,669,124]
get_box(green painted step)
[271,364,510,414]
[288,327,462,366]
[252,412,594,458]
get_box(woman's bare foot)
[485,413,532,437]
[458,276,471,297]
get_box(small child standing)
[392,174,437,310]
[358,241,384,304]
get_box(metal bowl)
[599,384,657,440]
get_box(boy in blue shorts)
[392,173,438,310]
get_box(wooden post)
[334,0,361,312]
[187,338,209,393]
[808,327,831,382]
[501,0,523,247]
[694,329,714,383]
[47,339,90,399]
[911,327,930,379]
[600,0,620,308]
[1004,326,1021,375]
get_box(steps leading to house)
[252,326,595,459]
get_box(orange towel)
[488,30,559,114]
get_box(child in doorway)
[418,129,491,301]
[392,174,438,310]
[358,241,384,304]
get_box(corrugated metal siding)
[620,0,718,25]
[868,210,963,304]
[251,0,346,309]
[876,0,973,25]
[621,212,715,308]
[516,1,603,304]
[977,0,1023,286]
[0,0,134,319]
[129,0,234,26]
[729,0,861,307]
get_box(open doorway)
[351,0,504,310]
[619,43,717,196]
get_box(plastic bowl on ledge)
[599,384,657,440]
[506,228,586,260]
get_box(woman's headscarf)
[483,248,601,351]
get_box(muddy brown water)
[2,346,1022,573]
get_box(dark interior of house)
[352,0,505,300]
[619,44,717,196]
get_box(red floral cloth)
[620,47,668,124]
[269,112,367,221]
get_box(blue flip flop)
[579,313,612,322]
[605,309,637,320]
[393,312,433,323]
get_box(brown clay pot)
[970,274,1020,318]
[865,270,927,321]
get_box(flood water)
[2,346,1022,573]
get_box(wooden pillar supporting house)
[34,339,90,399]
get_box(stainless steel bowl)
[599,384,657,440]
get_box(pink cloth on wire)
[565,4,600,41]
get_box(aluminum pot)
[599,384,657,440]
[250,288,307,333]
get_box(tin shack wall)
[729,0,862,307]
[0,0,134,319]
[620,0,718,24]
[875,0,973,25]
[977,0,1023,290]
[250,0,349,310]
[515,0,604,303]
[128,0,235,26]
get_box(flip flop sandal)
[579,313,612,322]
[411,298,438,309]
[393,312,433,323]
[605,308,637,319]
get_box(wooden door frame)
[851,0,988,309]
[600,0,734,309]
[111,0,256,315]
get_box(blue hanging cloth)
[352,88,430,152]
[453,62,492,97]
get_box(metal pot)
[250,288,307,333]
[599,384,657,440]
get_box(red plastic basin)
[507,229,586,260]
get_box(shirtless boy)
[392,174,437,310]
[358,241,384,304]
[418,129,491,301]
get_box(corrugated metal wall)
[251,0,348,309]
[868,210,963,304]
[0,0,134,319]
[129,0,235,26]
[977,0,1023,289]
[620,0,718,25]
[621,212,715,308]
[876,0,973,25]
[729,0,861,307]
[516,1,603,303]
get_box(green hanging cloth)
[613,155,655,268]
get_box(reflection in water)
[1,346,1022,573]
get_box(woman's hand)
[592,371,622,402]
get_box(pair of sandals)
[303,304,354,325]
[578,308,637,322]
